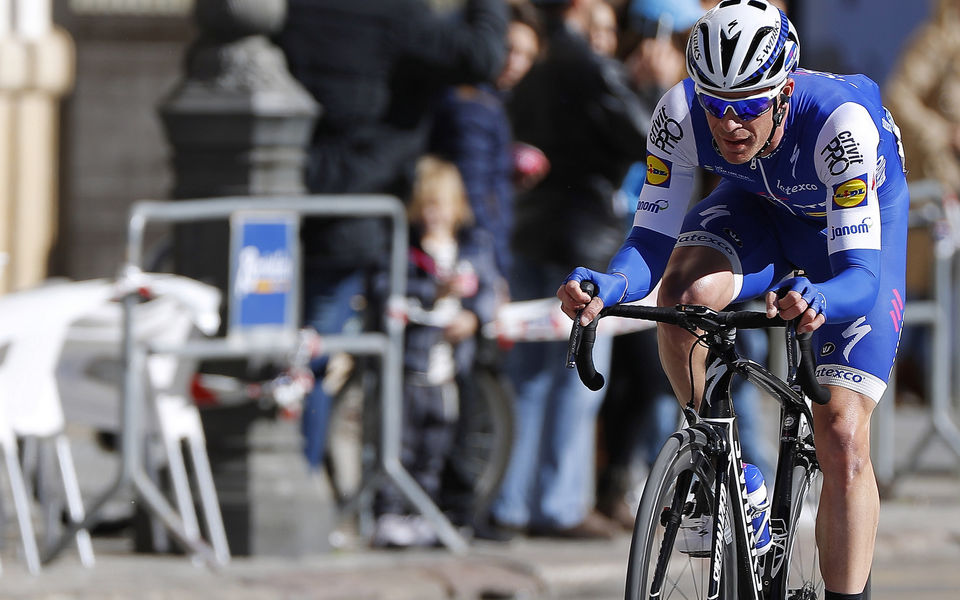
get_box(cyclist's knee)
[657,248,735,309]
[814,391,875,484]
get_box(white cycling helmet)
[686,0,800,94]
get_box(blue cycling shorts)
[675,180,909,402]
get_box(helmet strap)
[754,92,790,159]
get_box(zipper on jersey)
[754,158,775,198]
[754,157,799,216]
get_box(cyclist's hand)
[557,268,626,325]
[766,276,827,333]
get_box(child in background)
[372,156,498,548]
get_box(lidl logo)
[832,175,868,209]
[646,154,672,187]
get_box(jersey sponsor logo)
[832,175,868,209]
[815,366,866,384]
[829,217,872,241]
[645,154,672,187]
[676,231,736,258]
[820,342,836,356]
[703,164,753,182]
[776,179,819,195]
[636,198,669,214]
[649,105,683,154]
[789,144,800,178]
[820,130,864,176]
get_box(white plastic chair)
[0,279,113,572]
[57,274,229,564]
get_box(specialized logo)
[645,154,672,187]
[820,130,864,176]
[789,144,800,178]
[712,482,729,589]
[832,175,868,209]
[649,106,683,154]
[703,358,728,405]
[829,217,872,241]
[699,205,730,228]
[841,316,872,361]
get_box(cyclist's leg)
[657,186,795,405]
[790,177,907,597]
[810,387,878,595]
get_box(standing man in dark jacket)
[274,0,507,470]
[490,0,654,538]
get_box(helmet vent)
[720,29,741,77]
[738,26,774,76]
[698,23,715,74]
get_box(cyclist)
[557,2,908,599]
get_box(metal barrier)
[45,194,469,565]
[872,180,960,490]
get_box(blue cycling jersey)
[610,69,907,317]
[603,69,910,401]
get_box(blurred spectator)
[373,156,499,548]
[594,0,703,531]
[430,0,544,297]
[883,0,960,401]
[274,0,507,470]
[427,1,543,538]
[885,0,960,194]
[490,0,653,539]
[588,1,619,57]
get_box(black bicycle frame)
[693,322,818,600]
[697,334,766,600]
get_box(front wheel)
[625,431,739,600]
[779,462,823,600]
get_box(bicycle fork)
[706,421,766,600]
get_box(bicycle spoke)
[782,465,823,600]
[626,436,738,600]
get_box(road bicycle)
[567,282,832,600]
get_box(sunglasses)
[696,85,781,121]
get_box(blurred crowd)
[273,0,956,549]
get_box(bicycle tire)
[779,450,823,599]
[625,432,739,600]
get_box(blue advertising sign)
[228,211,300,339]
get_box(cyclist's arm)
[598,83,700,305]
[812,102,883,322]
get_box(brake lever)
[564,280,597,368]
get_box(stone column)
[0,0,74,293]
[158,0,319,293]
[156,0,320,557]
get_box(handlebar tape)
[797,331,831,405]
